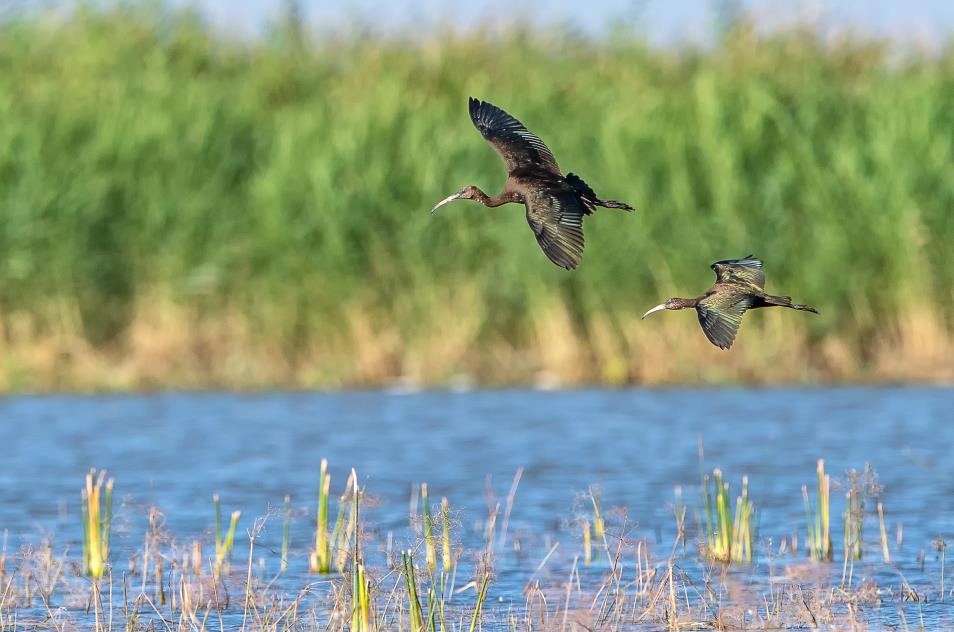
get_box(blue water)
[2,387,953,628]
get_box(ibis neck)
[470,187,518,208]
[669,297,700,310]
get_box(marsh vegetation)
[0,5,953,389]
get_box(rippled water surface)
[3,387,954,629]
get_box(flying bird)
[641,256,818,349]
[430,98,634,270]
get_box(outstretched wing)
[711,255,765,289]
[695,291,755,350]
[525,189,586,269]
[469,97,562,176]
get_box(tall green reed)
[212,494,240,575]
[422,483,436,575]
[81,469,113,579]
[310,458,331,573]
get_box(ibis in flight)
[641,256,818,349]
[430,98,634,270]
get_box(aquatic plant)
[402,550,425,631]
[441,497,452,574]
[803,459,832,561]
[281,494,291,573]
[349,470,372,632]
[589,486,605,542]
[0,451,950,630]
[843,470,867,561]
[3,6,954,390]
[878,502,890,563]
[335,470,357,573]
[81,469,113,579]
[468,573,490,632]
[702,469,753,563]
[422,483,436,574]
[583,519,592,566]
[213,494,240,575]
[935,537,948,602]
[310,458,331,573]
[191,540,202,575]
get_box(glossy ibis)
[641,255,818,349]
[430,98,634,270]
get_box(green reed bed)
[1,5,954,389]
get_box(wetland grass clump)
[583,520,592,566]
[335,470,358,573]
[310,458,332,573]
[402,551,425,631]
[702,469,753,564]
[589,487,606,543]
[935,537,947,601]
[441,497,452,574]
[281,494,291,573]
[348,470,373,632]
[421,483,436,575]
[212,494,240,575]
[878,502,890,563]
[843,468,873,562]
[468,573,491,632]
[81,469,113,579]
[803,459,832,561]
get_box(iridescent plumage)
[431,98,634,270]
[641,256,818,349]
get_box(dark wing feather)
[711,255,765,289]
[695,290,755,350]
[469,97,561,176]
[525,189,586,269]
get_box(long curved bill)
[641,304,667,319]
[430,192,463,214]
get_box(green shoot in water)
[583,519,592,566]
[191,540,202,575]
[422,483,436,574]
[349,470,372,632]
[468,573,490,632]
[702,469,753,563]
[403,550,424,631]
[281,494,291,573]
[81,469,113,579]
[213,494,240,575]
[843,470,866,561]
[878,502,890,562]
[310,458,331,573]
[803,459,832,561]
[336,470,357,573]
[441,497,452,574]
[589,486,605,541]
[935,537,948,602]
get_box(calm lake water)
[3,387,954,628]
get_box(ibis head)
[430,186,485,214]
[641,297,696,319]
